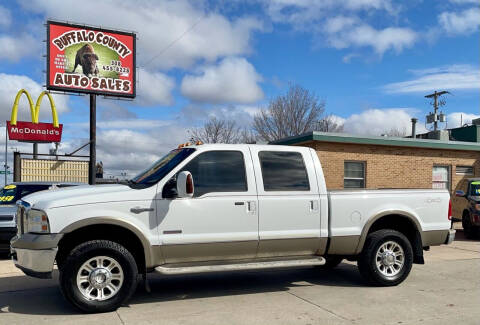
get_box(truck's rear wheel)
[358,229,413,286]
[59,240,138,313]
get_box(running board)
[155,257,326,275]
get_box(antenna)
[425,90,451,131]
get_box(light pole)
[4,122,7,185]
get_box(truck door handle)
[130,207,154,214]
[310,200,319,212]
[247,201,256,213]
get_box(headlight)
[25,209,50,233]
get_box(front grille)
[0,215,13,222]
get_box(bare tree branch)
[316,115,344,133]
[253,84,326,142]
[381,127,407,137]
[189,117,244,144]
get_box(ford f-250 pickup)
[10,144,455,313]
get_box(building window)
[433,166,451,190]
[456,166,474,176]
[344,161,365,188]
[258,151,310,191]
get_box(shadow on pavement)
[453,229,480,242]
[0,263,364,316]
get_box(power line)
[140,15,205,68]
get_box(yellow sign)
[3,185,16,190]
[0,196,14,202]
[10,89,59,128]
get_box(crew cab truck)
[455,178,480,238]
[10,144,455,313]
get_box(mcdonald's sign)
[7,89,63,143]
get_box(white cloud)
[447,112,480,128]
[439,7,480,35]
[0,5,11,28]
[0,34,39,62]
[324,18,417,55]
[22,0,263,70]
[137,70,175,106]
[342,108,426,136]
[181,57,264,104]
[73,119,171,130]
[0,73,69,123]
[383,64,480,93]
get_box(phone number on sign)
[102,60,130,75]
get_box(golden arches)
[10,89,60,128]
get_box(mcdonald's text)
[7,121,63,143]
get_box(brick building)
[273,131,480,219]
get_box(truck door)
[249,147,321,257]
[156,147,259,263]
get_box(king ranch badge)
[47,21,136,98]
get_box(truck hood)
[22,184,137,210]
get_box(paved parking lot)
[0,230,479,325]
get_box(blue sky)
[0,0,479,181]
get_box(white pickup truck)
[11,144,455,313]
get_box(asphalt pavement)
[0,229,478,325]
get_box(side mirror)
[455,190,466,198]
[176,171,194,198]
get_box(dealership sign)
[46,21,136,98]
[7,89,63,143]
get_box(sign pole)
[4,123,7,185]
[33,143,38,159]
[89,94,96,185]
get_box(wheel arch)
[56,217,155,272]
[356,211,424,264]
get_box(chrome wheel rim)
[76,256,124,301]
[375,241,404,277]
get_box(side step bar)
[155,257,326,275]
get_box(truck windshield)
[470,182,480,196]
[130,148,195,187]
[0,185,18,205]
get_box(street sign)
[0,171,11,175]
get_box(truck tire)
[358,229,413,286]
[317,256,343,269]
[59,240,138,313]
[462,211,475,239]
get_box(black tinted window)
[181,151,247,197]
[20,185,50,197]
[259,151,310,191]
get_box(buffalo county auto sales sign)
[47,21,136,98]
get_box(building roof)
[271,131,480,151]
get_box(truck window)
[258,151,310,191]
[181,151,247,197]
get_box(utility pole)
[425,90,449,131]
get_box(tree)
[316,115,344,133]
[189,116,242,144]
[253,84,326,142]
[381,127,407,137]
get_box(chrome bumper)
[10,233,63,279]
[445,229,456,245]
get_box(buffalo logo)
[72,44,99,77]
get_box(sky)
[0,0,479,183]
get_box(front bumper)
[10,233,63,279]
[445,229,456,245]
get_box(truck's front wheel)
[358,229,413,286]
[59,240,138,313]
